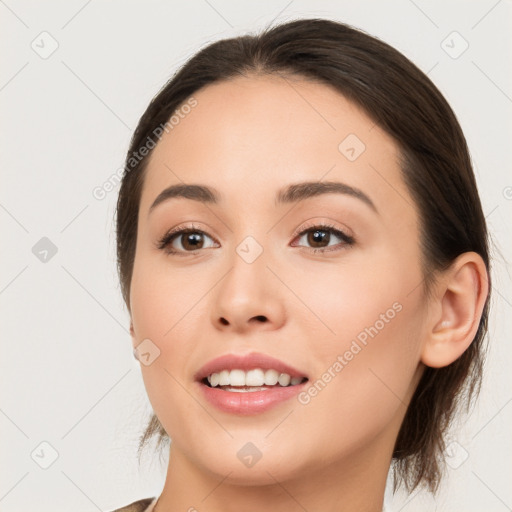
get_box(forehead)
[139,74,414,221]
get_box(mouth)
[195,352,309,414]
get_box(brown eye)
[306,229,331,248]
[293,225,354,252]
[179,231,205,250]
[158,228,217,255]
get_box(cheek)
[300,296,425,455]
[289,249,420,353]
[129,256,213,424]
[130,253,205,345]
[291,252,425,434]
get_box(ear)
[421,252,489,368]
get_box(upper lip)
[194,352,309,382]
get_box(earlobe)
[421,252,489,369]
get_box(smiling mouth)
[197,366,309,414]
[194,352,310,407]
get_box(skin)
[128,74,488,512]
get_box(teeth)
[205,368,306,388]
[229,369,246,386]
[246,368,265,386]
[218,370,230,386]
[278,373,291,386]
[210,373,220,387]
[264,369,279,385]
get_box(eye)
[157,224,218,255]
[291,223,354,253]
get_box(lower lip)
[197,380,308,415]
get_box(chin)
[188,441,307,486]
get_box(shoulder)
[107,497,157,512]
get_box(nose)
[211,245,286,334]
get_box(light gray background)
[1,1,511,511]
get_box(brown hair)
[115,18,491,494]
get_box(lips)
[194,352,309,415]
[194,352,309,382]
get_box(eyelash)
[156,222,355,256]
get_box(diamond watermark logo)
[31,31,59,59]
[134,338,161,366]
[441,31,469,59]
[31,441,59,469]
[237,442,262,468]
[445,440,469,469]
[32,237,58,263]
[339,134,366,161]
[236,236,263,264]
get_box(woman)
[111,17,490,512]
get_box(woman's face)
[130,75,428,484]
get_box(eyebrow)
[276,181,377,212]
[148,183,220,217]
[148,180,377,216]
